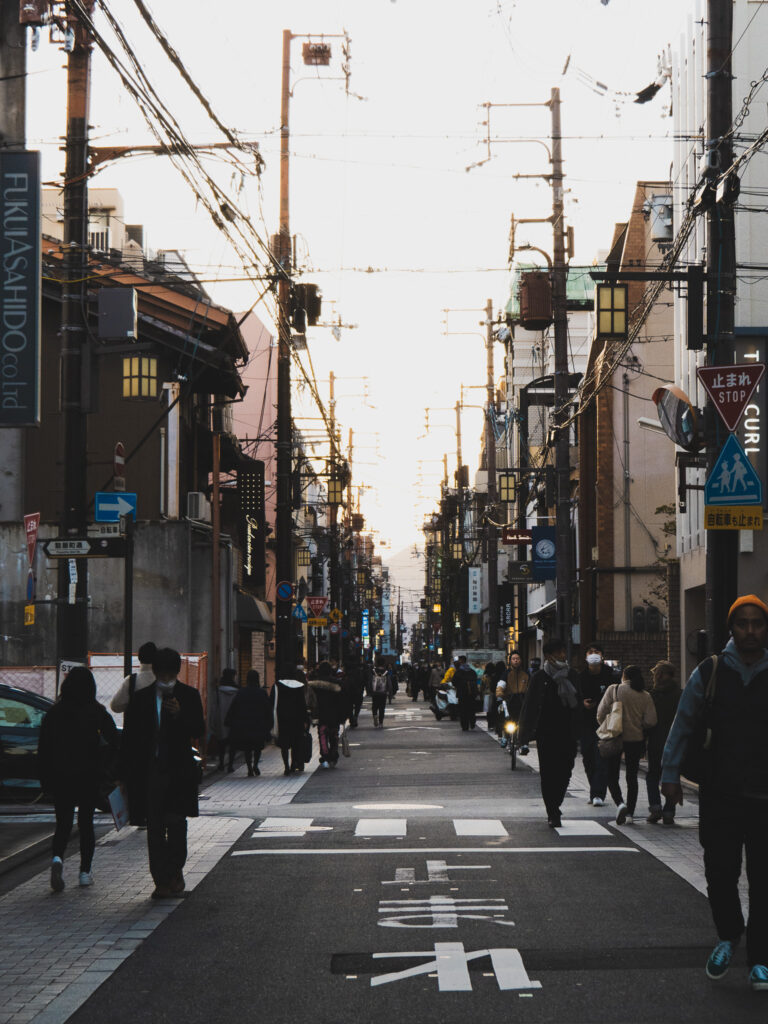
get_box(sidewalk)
[0,740,312,1024]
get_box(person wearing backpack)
[371,658,392,728]
[110,641,157,714]
[662,595,768,990]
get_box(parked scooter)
[429,682,459,721]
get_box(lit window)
[122,356,157,399]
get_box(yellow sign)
[308,617,328,627]
[24,604,35,626]
[704,505,763,530]
[329,608,343,622]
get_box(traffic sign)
[705,506,763,531]
[24,604,34,626]
[306,595,329,617]
[329,607,343,622]
[329,623,340,635]
[277,580,293,601]
[26,569,34,602]
[94,492,137,522]
[697,363,765,431]
[44,538,91,557]
[308,617,327,627]
[705,434,763,506]
[293,604,308,621]
[502,527,532,545]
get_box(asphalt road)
[66,697,766,1024]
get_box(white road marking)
[356,818,408,836]
[453,819,509,837]
[354,803,443,810]
[251,817,332,838]
[370,943,541,992]
[554,821,612,837]
[232,846,639,856]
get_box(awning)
[527,598,556,621]
[235,591,273,631]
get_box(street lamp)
[498,470,516,504]
[328,476,344,505]
[596,283,629,338]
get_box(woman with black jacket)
[38,667,118,892]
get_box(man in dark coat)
[518,637,581,828]
[453,655,479,731]
[117,647,205,899]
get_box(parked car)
[0,683,54,799]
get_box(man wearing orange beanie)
[662,595,768,990]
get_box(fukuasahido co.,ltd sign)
[0,152,40,427]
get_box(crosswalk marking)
[252,817,318,838]
[355,818,408,837]
[453,819,509,837]
[554,821,612,837]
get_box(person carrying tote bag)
[597,665,657,826]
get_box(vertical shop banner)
[531,526,557,581]
[0,151,41,426]
[468,566,482,614]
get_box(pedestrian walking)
[309,661,346,764]
[117,647,206,900]
[597,665,657,825]
[343,659,366,727]
[645,660,680,824]
[272,669,312,775]
[370,658,392,728]
[518,637,581,828]
[415,661,431,702]
[214,669,239,772]
[110,641,157,714]
[453,655,478,731]
[38,667,119,892]
[427,662,443,699]
[662,595,768,990]
[578,642,615,807]
[480,662,496,728]
[225,669,273,776]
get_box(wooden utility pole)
[275,28,294,677]
[329,371,340,663]
[550,87,572,653]
[485,297,500,649]
[59,0,95,662]
[705,0,737,651]
[455,400,467,646]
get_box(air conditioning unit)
[187,491,211,522]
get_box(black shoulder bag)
[680,655,719,785]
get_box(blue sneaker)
[706,940,735,979]
[749,964,768,990]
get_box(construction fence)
[0,652,209,725]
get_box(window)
[122,356,157,399]
[0,696,46,729]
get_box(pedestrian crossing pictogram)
[704,433,763,506]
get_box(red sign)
[23,513,40,567]
[697,363,765,431]
[306,595,329,617]
[502,527,532,545]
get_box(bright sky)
[25,0,692,609]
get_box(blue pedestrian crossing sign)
[94,492,137,522]
[293,604,308,621]
[705,434,763,506]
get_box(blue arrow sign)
[293,604,308,621]
[705,434,763,506]
[94,492,137,522]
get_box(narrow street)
[0,692,762,1024]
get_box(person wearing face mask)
[117,647,205,900]
[517,637,582,828]
[578,643,615,807]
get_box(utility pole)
[455,400,467,646]
[550,87,572,653]
[59,0,95,662]
[329,371,340,663]
[275,28,294,676]
[0,3,26,523]
[485,297,500,650]
[704,0,737,651]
